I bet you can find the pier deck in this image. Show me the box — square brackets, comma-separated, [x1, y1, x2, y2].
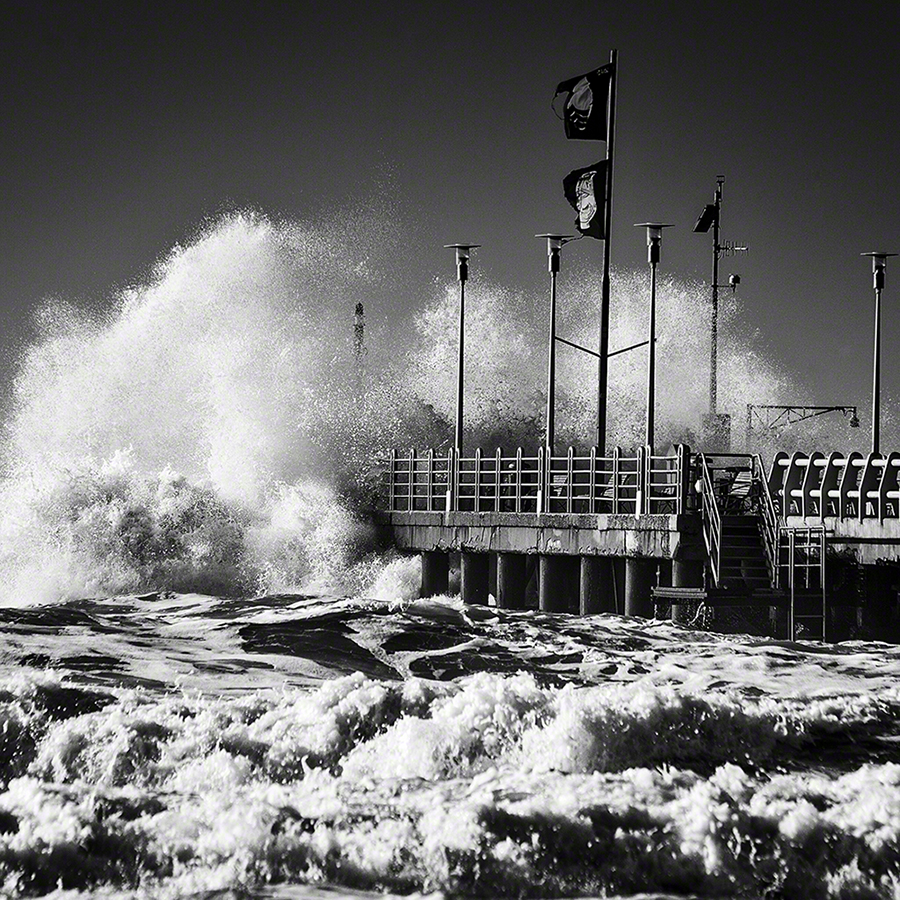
[380, 445, 900, 641]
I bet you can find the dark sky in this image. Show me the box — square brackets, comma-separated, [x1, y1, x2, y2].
[2, 1, 899, 422]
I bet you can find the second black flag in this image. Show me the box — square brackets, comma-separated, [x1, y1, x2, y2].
[563, 160, 607, 240]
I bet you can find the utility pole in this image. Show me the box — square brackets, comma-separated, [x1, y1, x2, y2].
[693, 176, 746, 450]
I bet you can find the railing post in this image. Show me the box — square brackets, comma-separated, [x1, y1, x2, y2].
[538, 446, 546, 513]
[516, 447, 523, 513]
[409, 448, 416, 511]
[447, 446, 456, 512]
[567, 446, 575, 513]
[612, 446, 620, 513]
[788, 528, 796, 639]
[589, 446, 597, 514]
[820, 529, 827, 641]
[474, 448, 482, 513]
[426, 448, 434, 512]
[677, 444, 689, 514]
[636, 446, 646, 515]
[495, 447, 503, 512]
[389, 448, 397, 511]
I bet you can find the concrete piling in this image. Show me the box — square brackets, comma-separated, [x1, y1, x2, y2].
[496, 553, 528, 609]
[420, 551, 449, 598]
[460, 552, 490, 605]
[580, 556, 616, 615]
[625, 558, 656, 618]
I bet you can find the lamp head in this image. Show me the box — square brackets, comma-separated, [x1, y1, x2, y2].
[444, 243, 481, 261]
[535, 233, 574, 273]
[535, 233, 574, 253]
[729, 273, 741, 292]
[635, 223, 673, 264]
[850, 412, 860, 428]
[444, 243, 481, 282]
[862, 251, 897, 270]
[862, 251, 897, 290]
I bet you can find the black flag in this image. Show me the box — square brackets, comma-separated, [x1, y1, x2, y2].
[563, 160, 607, 239]
[554, 64, 613, 140]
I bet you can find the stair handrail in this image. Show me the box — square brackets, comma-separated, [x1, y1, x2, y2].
[699, 453, 722, 585]
[753, 454, 781, 589]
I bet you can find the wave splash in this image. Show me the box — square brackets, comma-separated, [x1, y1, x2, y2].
[0, 209, 802, 604]
[1, 657, 899, 898]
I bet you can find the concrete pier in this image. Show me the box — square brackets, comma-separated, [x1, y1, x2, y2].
[625, 558, 657, 618]
[496, 553, 528, 609]
[420, 550, 449, 598]
[460, 552, 490, 605]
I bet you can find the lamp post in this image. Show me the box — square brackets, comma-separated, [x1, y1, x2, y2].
[536, 233, 573, 454]
[635, 223, 672, 452]
[444, 243, 480, 454]
[862, 251, 897, 454]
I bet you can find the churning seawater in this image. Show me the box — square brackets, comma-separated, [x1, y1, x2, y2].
[0, 210, 896, 898]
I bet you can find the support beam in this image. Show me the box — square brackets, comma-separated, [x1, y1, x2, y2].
[496, 553, 528, 609]
[460, 552, 490, 605]
[420, 551, 449, 598]
[625, 558, 656, 618]
[580, 556, 616, 615]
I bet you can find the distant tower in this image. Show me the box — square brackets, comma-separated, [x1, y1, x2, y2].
[353, 302, 365, 360]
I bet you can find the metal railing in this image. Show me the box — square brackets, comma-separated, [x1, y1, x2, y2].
[756, 454, 781, 589]
[781, 526, 827, 640]
[700, 454, 723, 585]
[387, 445, 690, 515]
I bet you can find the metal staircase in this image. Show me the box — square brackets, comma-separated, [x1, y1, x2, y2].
[699, 453, 827, 640]
[718, 514, 772, 590]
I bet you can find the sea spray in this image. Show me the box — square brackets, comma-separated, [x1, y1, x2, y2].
[0, 209, 833, 603]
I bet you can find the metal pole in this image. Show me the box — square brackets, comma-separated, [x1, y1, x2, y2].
[647, 257, 657, 451]
[536, 234, 571, 455]
[862, 252, 895, 454]
[455, 276, 465, 452]
[873, 282, 882, 454]
[597, 48, 617, 453]
[636, 223, 670, 451]
[547, 265, 557, 454]
[446, 244, 479, 453]
[710, 178, 723, 417]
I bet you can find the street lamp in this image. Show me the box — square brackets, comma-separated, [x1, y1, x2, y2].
[444, 244, 480, 454]
[862, 251, 897, 454]
[536, 233, 574, 454]
[635, 223, 672, 451]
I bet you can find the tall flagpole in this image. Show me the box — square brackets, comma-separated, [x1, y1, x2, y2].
[597, 48, 617, 453]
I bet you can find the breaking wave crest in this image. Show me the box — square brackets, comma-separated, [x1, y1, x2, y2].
[1, 664, 899, 897]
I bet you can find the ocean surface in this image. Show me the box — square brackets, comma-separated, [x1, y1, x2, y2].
[1, 591, 899, 899]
